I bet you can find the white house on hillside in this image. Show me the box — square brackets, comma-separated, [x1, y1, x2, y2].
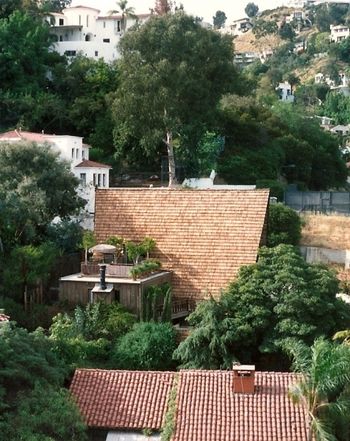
[276, 82, 295, 102]
[330, 24, 350, 42]
[0, 130, 111, 229]
[47, 5, 150, 62]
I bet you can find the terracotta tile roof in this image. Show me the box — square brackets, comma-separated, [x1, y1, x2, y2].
[174, 370, 308, 441]
[75, 159, 111, 169]
[94, 188, 269, 301]
[70, 369, 308, 440]
[0, 313, 10, 322]
[70, 369, 175, 430]
[0, 130, 49, 143]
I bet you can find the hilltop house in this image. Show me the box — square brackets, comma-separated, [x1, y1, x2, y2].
[70, 367, 309, 441]
[58, 188, 269, 317]
[330, 24, 350, 42]
[276, 81, 295, 102]
[93, 188, 269, 302]
[0, 130, 111, 229]
[47, 5, 150, 62]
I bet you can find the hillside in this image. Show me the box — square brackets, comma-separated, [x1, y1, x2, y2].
[301, 214, 350, 249]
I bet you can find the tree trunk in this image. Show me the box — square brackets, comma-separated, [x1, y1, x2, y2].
[166, 130, 178, 187]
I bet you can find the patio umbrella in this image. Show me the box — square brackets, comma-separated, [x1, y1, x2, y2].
[89, 244, 117, 254]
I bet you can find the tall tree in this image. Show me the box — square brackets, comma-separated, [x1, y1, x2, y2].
[109, 0, 137, 34]
[174, 245, 350, 369]
[286, 339, 350, 441]
[0, 142, 84, 251]
[113, 12, 238, 185]
[213, 10, 227, 29]
[153, 0, 173, 15]
[245, 2, 259, 18]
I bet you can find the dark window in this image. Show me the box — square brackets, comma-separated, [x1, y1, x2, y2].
[95, 51, 98, 56]
[59, 18, 64, 26]
[103, 38, 110, 43]
[65, 50, 77, 56]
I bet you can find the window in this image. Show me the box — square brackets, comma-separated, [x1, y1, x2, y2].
[103, 38, 110, 43]
[86, 15, 89, 27]
[117, 20, 121, 32]
[95, 51, 98, 57]
[80, 173, 86, 185]
[82, 149, 86, 159]
[59, 35, 63, 41]
[93, 174, 97, 186]
[97, 174, 101, 187]
[65, 50, 77, 56]
[50, 17, 55, 25]
[79, 15, 81, 25]
[76, 149, 79, 159]
[59, 18, 64, 26]
[103, 21, 106, 28]
[103, 174, 106, 187]
[71, 148, 74, 159]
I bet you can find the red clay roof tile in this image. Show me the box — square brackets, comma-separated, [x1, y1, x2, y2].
[70, 369, 175, 430]
[70, 369, 308, 441]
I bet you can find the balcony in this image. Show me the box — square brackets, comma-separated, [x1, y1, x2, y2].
[81, 262, 133, 278]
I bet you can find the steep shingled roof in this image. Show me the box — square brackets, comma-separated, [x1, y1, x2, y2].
[70, 369, 308, 441]
[94, 188, 269, 301]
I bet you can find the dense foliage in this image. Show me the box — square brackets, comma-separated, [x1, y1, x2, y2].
[286, 338, 350, 441]
[0, 323, 86, 440]
[0, 141, 83, 252]
[111, 322, 177, 370]
[174, 245, 350, 369]
[113, 11, 239, 182]
[267, 203, 302, 247]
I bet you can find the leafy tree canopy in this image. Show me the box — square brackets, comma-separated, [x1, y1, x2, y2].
[0, 142, 84, 251]
[286, 338, 350, 441]
[0, 11, 56, 94]
[245, 2, 259, 18]
[213, 10, 227, 29]
[0, 323, 86, 440]
[113, 12, 239, 183]
[111, 321, 177, 370]
[267, 203, 302, 247]
[174, 245, 350, 369]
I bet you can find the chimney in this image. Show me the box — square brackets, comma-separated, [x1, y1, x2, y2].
[99, 264, 107, 290]
[233, 364, 255, 394]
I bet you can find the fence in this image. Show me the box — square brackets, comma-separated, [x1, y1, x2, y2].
[284, 191, 350, 214]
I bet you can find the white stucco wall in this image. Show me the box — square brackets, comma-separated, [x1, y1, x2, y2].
[49, 6, 150, 62]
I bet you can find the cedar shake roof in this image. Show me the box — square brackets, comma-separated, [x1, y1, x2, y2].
[70, 369, 175, 430]
[75, 159, 111, 169]
[70, 369, 308, 441]
[94, 188, 269, 301]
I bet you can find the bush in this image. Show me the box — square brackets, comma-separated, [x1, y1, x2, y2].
[111, 322, 177, 370]
[267, 203, 302, 246]
[49, 302, 136, 367]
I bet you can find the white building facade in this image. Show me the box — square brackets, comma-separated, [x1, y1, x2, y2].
[330, 24, 350, 42]
[0, 130, 111, 229]
[48, 6, 150, 62]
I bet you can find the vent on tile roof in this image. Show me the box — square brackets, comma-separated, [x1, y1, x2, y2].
[233, 364, 255, 394]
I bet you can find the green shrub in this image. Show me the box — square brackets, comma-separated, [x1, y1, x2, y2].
[267, 203, 302, 247]
[130, 260, 161, 279]
[111, 322, 177, 370]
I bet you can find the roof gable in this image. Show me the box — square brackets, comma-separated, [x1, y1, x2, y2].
[94, 189, 269, 301]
